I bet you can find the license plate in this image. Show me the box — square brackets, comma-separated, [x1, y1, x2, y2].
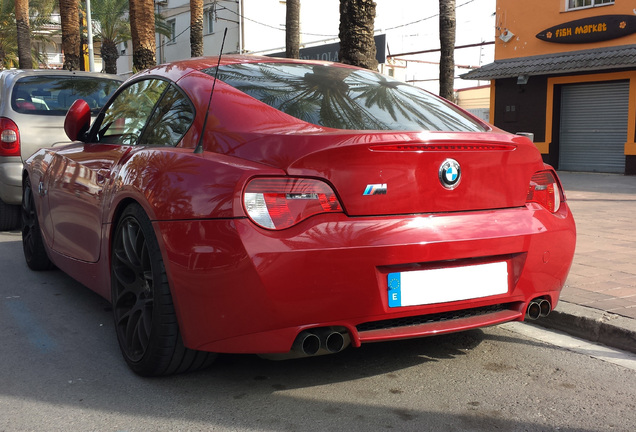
[387, 261, 509, 308]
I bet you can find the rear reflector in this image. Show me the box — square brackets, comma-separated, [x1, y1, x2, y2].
[244, 178, 343, 230]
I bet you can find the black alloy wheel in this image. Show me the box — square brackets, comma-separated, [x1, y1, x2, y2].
[21, 177, 54, 271]
[111, 203, 215, 376]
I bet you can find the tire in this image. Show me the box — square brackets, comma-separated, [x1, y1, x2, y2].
[110, 203, 216, 376]
[21, 178, 54, 271]
[0, 197, 20, 231]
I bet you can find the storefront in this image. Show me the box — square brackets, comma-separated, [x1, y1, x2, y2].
[462, 0, 636, 174]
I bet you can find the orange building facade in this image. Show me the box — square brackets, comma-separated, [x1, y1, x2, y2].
[463, 0, 636, 174]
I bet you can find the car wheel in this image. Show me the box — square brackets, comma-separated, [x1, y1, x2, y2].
[111, 203, 216, 376]
[21, 178, 54, 271]
[0, 197, 20, 231]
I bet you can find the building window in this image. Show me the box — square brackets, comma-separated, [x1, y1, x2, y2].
[567, 0, 613, 11]
[205, 7, 215, 35]
[167, 19, 176, 44]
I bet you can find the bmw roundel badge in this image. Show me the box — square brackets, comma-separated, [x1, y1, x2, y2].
[439, 159, 461, 189]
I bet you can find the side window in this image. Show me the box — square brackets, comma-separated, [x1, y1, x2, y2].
[567, 0, 613, 10]
[167, 19, 176, 44]
[138, 84, 195, 147]
[96, 79, 168, 145]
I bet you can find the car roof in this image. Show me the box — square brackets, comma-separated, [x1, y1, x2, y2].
[0, 69, 123, 87]
[130, 55, 361, 85]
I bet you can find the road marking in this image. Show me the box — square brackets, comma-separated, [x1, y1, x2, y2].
[501, 321, 636, 371]
[4, 299, 58, 354]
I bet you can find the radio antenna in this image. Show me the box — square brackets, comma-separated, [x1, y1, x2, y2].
[195, 27, 228, 154]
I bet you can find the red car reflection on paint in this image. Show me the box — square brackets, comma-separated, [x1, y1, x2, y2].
[21, 56, 575, 376]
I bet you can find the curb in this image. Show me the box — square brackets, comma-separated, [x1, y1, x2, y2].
[533, 301, 636, 355]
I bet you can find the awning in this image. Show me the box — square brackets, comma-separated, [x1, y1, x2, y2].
[461, 44, 636, 80]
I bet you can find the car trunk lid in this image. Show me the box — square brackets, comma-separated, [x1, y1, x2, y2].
[17, 114, 72, 160]
[283, 131, 544, 216]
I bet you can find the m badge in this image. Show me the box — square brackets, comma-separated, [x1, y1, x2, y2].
[363, 183, 387, 195]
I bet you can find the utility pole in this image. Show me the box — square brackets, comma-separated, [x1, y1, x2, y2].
[86, 0, 95, 71]
[239, 0, 245, 54]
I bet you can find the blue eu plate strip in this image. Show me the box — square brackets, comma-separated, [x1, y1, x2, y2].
[388, 273, 401, 307]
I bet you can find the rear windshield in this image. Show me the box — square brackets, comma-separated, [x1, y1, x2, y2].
[206, 63, 486, 132]
[12, 75, 121, 115]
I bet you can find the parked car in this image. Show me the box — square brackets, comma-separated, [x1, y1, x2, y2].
[0, 69, 122, 230]
[22, 56, 576, 376]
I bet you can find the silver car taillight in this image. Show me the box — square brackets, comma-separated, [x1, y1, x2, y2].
[0, 118, 20, 157]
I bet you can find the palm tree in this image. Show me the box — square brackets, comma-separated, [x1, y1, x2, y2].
[129, 0, 156, 71]
[91, 0, 130, 74]
[439, 0, 456, 101]
[89, 0, 170, 74]
[338, 0, 377, 71]
[60, 0, 81, 70]
[190, 0, 203, 57]
[15, 0, 32, 68]
[0, 0, 19, 68]
[285, 0, 300, 59]
[1, 0, 56, 69]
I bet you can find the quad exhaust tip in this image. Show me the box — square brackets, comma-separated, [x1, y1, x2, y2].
[526, 298, 551, 320]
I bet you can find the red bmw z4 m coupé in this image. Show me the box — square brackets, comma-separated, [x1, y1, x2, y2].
[22, 56, 576, 376]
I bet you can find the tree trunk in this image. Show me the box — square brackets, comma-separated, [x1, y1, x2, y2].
[101, 39, 119, 74]
[285, 0, 300, 59]
[16, 0, 33, 69]
[439, 0, 456, 101]
[59, 0, 81, 70]
[129, 0, 157, 71]
[338, 0, 377, 71]
[190, 0, 204, 58]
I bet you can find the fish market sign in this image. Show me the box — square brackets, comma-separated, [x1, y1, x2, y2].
[536, 15, 636, 43]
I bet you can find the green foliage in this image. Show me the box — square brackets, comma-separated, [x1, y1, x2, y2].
[88, 0, 171, 42]
[0, 0, 170, 71]
[91, 0, 131, 45]
[0, 0, 56, 69]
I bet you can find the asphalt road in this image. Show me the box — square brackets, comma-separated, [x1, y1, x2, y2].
[1, 229, 635, 432]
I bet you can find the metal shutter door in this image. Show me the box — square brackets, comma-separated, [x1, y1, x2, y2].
[559, 81, 629, 173]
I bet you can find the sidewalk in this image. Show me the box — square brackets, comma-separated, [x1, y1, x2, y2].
[534, 171, 636, 354]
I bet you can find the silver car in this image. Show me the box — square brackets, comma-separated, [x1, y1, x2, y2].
[0, 69, 122, 230]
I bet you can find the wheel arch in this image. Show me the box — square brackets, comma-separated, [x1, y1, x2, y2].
[105, 197, 186, 327]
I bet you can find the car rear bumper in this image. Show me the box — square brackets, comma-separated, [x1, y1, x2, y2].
[0, 157, 22, 204]
[156, 203, 576, 354]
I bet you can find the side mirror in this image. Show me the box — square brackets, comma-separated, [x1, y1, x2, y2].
[64, 99, 91, 141]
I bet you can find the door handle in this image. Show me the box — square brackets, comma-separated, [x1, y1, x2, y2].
[38, 181, 47, 196]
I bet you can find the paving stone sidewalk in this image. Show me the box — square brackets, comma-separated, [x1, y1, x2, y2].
[536, 172, 636, 354]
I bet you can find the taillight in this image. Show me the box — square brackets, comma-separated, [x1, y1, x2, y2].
[244, 178, 343, 230]
[526, 170, 563, 213]
[0, 118, 21, 157]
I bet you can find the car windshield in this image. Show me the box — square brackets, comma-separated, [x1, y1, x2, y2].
[11, 75, 121, 116]
[206, 63, 486, 132]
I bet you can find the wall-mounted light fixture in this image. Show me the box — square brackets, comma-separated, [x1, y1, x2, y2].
[517, 74, 529, 85]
